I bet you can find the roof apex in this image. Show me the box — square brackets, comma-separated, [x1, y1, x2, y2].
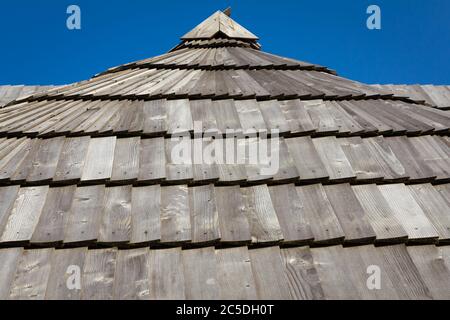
[181, 10, 259, 40]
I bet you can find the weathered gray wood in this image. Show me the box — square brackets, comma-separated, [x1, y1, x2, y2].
[9, 249, 53, 300]
[148, 248, 185, 300]
[0, 139, 32, 181]
[302, 100, 339, 134]
[81, 137, 116, 182]
[0, 186, 49, 244]
[212, 99, 242, 133]
[278, 99, 316, 134]
[0, 186, 20, 238]
[408, 184, 450, 242]
[352, 184, 408, 242]
[434, 184, 450, 208]
[138, 137, 166, 182]
[45, 248, 87, 300]
[386, 136, 435, 182]
[312, 137, 356, 182]
[26, 137, 65, 183]
[192, 137, 220, 183]
[406, 246, 450, 299]
[98, 186, 132, 244]
[130, 186, 161, 244]
[241, 185, 283, 244]
[216, 247, 257, 300]
[339, 137, 384, 182]
[142, 100, 167, 135]
[160, 185, 191, 244]
[111, 137, 140, 182]
[249, 247, 292, 299]
[189, 184, 220, 244]
[285, 137, 328, 182]
[82, 248, 117, 300]
[182, 247, 219, 300]
[258, 100, 290, 134]
[377, 245, 433, 299]
[281, 247, 324, 300]
[378, 184, 439, 242]
[214, 186, 251, 244]
[363, 136, 407, 181]
[268, 184, 314, 244]
[409, 136, 450, 181]
[53, 137, 90, 183]
[0, 248, 23, 300]
[189, 99, 219, 133]
[323, 184, 376, 244]
[31, 185, 76, 245]
[296, 185, 344, 244]
[166, 99, 193, 135]
[235, 99, 267, 135]
[10, 139, 41, 182]
[114, 248, 150, 300]
[165, 136, 193, 183]
[272, 138, 299, 183]
[64, 185, 105, 245]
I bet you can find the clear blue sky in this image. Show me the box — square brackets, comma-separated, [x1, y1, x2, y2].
[0, 0, 449, 85]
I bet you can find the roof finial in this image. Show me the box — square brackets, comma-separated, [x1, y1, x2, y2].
[223, 7, 232, 17]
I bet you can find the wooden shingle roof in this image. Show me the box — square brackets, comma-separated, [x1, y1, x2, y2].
[0, 10, 449, 300]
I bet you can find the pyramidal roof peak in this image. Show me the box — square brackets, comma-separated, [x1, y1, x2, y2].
[181, 9, 259, 40]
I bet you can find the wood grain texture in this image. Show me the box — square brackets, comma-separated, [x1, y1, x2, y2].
[406, 246, 450, 299]
[165, 136, 193, 183]
[281, 247, 324, 300]
[138, 137, 166, 182]
[182, 247, 219, 300]
[214, 186, 251, 244]
[278, 99, 316, 134]
[45, 248, 87, 300]
[339, 137, 384, 182]
[312, 136, 356, 182]
[53, 137, 90, 183]
[160, 185, 191, 244]
[111, 137, 140, 182]
[323, 184, 376, 244]
[9, 248, 53, 300]
[31, 185, 76, 245]
[352, 184, 408, 242]
[166, 99, 193, 135]
[216, 247, 257, 300]
[27, 137, 65, 183]
[142, 100, 167, 135]
[81, 248, 117, 300]
[64, 185, 105, 245]
[408, 184, 450, 242]
[130, 186, 161, 244]
[296, 185, 344, 244]
[0, 248, 23, 300]
[81, 137, 116, 182]
[241, 185, 283, 244]
[285, 137, 328, 182]
[0, 186, 49, 244]
[268, 184, 314, 244]
[189, 184, 220, 244]
[148, 248, 185, 299]
[379, 184, 439, 242]
[98, 185, 132, 244]
[0, 185, 20, 238]
[113, 248, 150, 300]
[249, 247, 292, 299]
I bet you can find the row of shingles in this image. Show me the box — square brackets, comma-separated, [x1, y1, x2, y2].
[0, 182, 448, 248]
[0, 86, 57, 108]
[23, 68, 396, 102]
[1, 98, 449, 139]
[173, 38, 262, 50]
[373, 84, 450, 110]
[1, 243, 450, 300]
[0, 134, 448, 187]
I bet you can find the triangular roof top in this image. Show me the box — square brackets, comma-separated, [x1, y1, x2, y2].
[181, 10, 259, 40]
